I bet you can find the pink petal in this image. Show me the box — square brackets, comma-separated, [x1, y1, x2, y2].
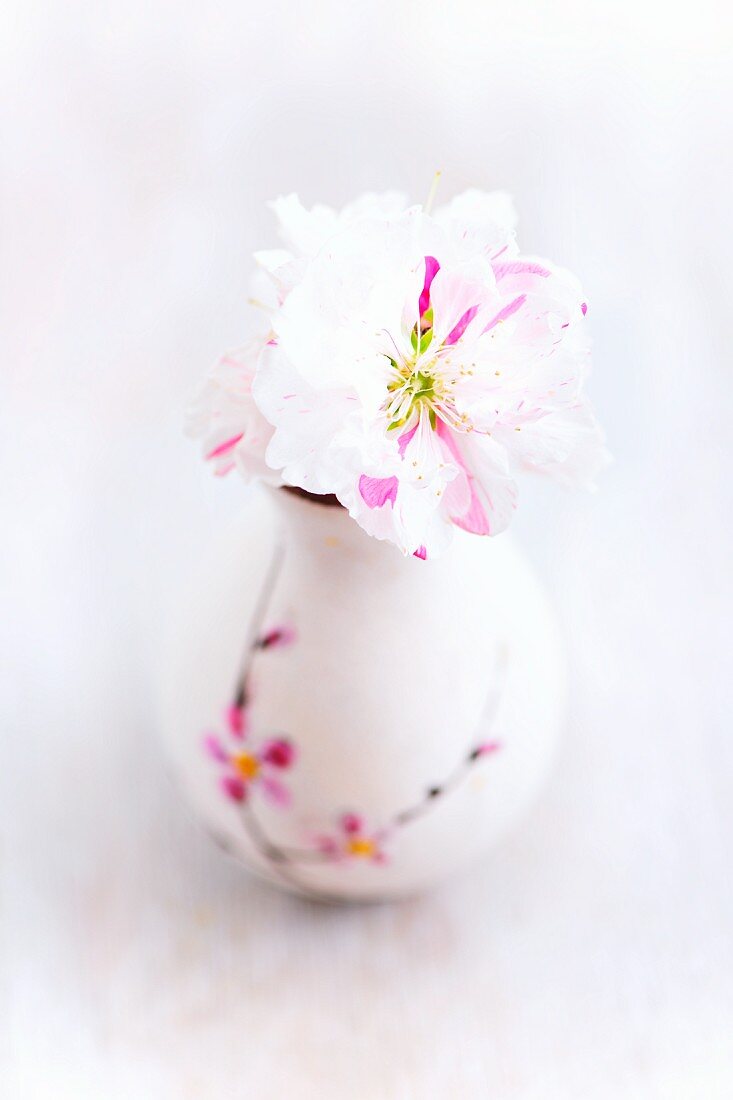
[475, 740, 501, 757]
[436, 421, 491, 535]
[341, 812, 363, 835]
[419, 255, 440, 315]
[359, 474, 398, 509]
[453, 496, 490, 536]
[260, 775, 291, 808]
[398, 423, 418, 457]
[316, 835, 339, 857]
[493, 260, 550, 280]
[258, 625, 297, 649]
[429, 268, 489, 347]
[261, 738, 296, 769]
[225, 703, 248, 739]
[482, 294, 527, 333]
[205, 433, 244, 460]
[220, 775, 247, 802]
[203, 733, 229, 763]
[444, 304, 479, 346]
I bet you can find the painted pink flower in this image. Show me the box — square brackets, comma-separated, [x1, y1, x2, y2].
[256, 624, 297, 650]
[204, 710, 296, 806]
[316, 812, 388, 864]
[471, 740, 501, 760]
[223, 701, 249, 739]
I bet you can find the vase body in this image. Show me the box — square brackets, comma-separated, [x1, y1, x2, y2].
[160, 487, 565, 901]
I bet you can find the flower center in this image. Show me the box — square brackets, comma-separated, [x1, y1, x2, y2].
[384, 345, 474, 435]
[385, 358, 442, 431]
[346, 836, 377, 858]
[232, 752, 260, 781]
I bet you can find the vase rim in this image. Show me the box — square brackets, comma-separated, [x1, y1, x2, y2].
[282, 486, 342, 509]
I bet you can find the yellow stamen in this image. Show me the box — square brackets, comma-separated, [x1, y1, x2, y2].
[346, 837, 377, 858]
[424, 170, 442, 215]
[232, 752, 260, 780]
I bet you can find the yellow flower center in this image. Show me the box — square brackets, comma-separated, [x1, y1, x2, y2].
[346, 836, 377, 858]
[232, 752, 260, 781]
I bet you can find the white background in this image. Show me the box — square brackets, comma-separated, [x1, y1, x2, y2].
[2, 2, 732, 1097]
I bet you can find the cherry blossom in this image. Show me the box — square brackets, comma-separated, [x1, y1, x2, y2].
[191, 188, 608, 556]
[254, 201, 607, 555]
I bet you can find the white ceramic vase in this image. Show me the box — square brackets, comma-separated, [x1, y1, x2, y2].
[160, 486, 565, 901]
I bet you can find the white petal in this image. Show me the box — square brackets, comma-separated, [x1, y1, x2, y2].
[253, 345, 364, 494]
[269, 194, 341, 257]
[433, 189, 518, 259]
[493, 401, 611, 489]
[186, 343, 277, 483]
[269, 191, 409, 259]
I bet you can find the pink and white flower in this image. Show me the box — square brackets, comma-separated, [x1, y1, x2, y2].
[254, 200, 608, 556]
[255, 190, 408, 286]
[187, 340, 277, 481]
[253, 192, 408, 311]
[192, 187, 608, 556]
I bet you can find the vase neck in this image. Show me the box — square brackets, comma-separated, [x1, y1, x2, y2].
[265, 485, 431, 580]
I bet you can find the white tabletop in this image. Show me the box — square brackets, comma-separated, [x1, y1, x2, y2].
[2, 4, 732, 1097]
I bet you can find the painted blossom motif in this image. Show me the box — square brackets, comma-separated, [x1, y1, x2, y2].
[315, 813, 388, 864]
[204, 709, 502, 885]
[204, 707, 296, 806]
[193, 495, 510, 897]
[200, 597, 505, 894]
[203, 623, 298, 804]
[255, 624, 297, 650]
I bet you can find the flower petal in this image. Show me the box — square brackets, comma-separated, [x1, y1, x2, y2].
[260, 775, 291, 807]
[261, 738, 297, 769]
[444, 304, 480, 346]
[433, 189, 518, 259]
[225, 703, 248, 739]
[203, 734, 229, 763]
[493, 260, 551, 280]
[419, 255, 440, 315]
[220, 775, 247, 802]
[258, 625, 297, 650]
[482, 294, 527, 334]
[341, 812, 363, 835]
[429, 267, 489, 347]
[474, 740, 501, 757]
[436, 422, 517, 536]
[187, 343, 277, 483]
[358, 474, 398, 509]
[492, 401, 611, 489]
